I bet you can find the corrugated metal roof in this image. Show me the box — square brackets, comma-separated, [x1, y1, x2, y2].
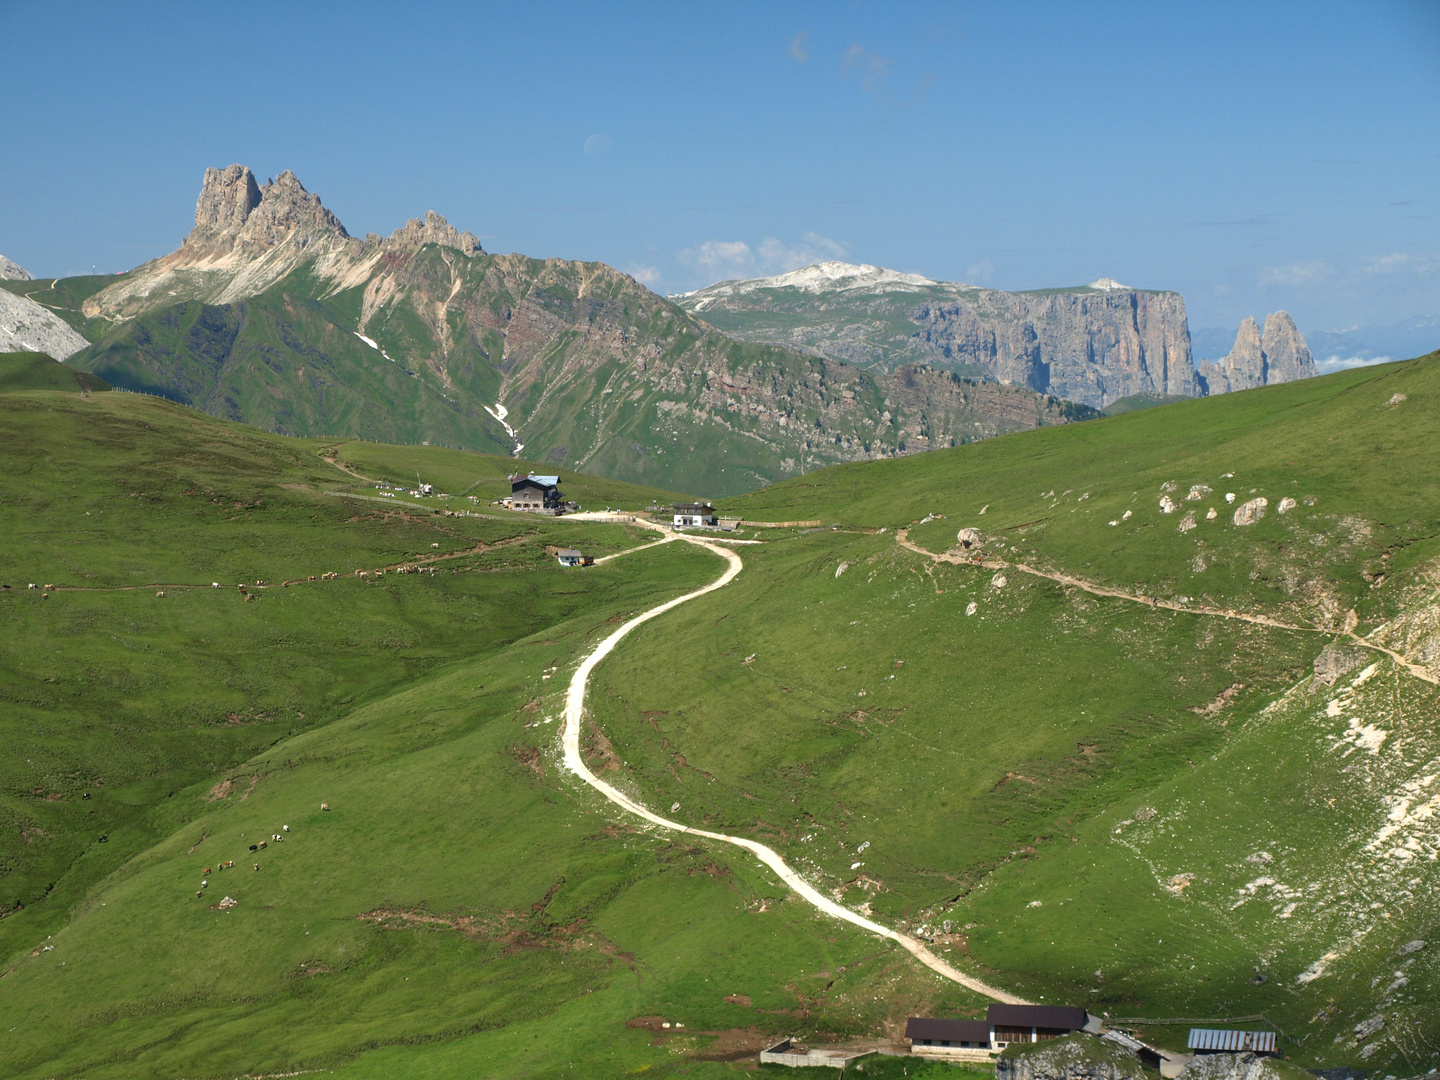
[527, 475, 560, 486]
[988, 1005, 1088, 1030]
[906, 1018, 992, 1042]
[1188, 1030, 1277, 1053]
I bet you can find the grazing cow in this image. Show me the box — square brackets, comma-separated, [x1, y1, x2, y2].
[249, 844, 258, 852]
[321, 803, 330, 811]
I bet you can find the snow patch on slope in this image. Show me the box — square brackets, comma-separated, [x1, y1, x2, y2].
[676, 261, 947, 306]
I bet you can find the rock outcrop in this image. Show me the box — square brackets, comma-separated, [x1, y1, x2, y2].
[0, 289, 90, 360]
[1177, 1053, 1308, 1080]
[0, 254, 32, 281]
[1198, 311, 1314, 394]
[996, 1034, 1149, 1080]
[377, 209, 483, 258]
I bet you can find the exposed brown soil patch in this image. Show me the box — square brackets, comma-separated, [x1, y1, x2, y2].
[583, 719, 621, 773]
[204, 778, 234, 802]
[1191, 682, 1244, 716]
[511, 744, 546, 777]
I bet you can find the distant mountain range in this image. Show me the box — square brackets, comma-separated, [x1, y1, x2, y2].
[675, 263, 1197, 410]
[0, 167, 1096, 496]
[9, 169, 1430, 491]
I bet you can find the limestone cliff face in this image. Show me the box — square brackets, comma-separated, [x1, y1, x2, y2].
[677, 266, 1195, 410]
[909, 287, 1196, 408]
[1198, 311, 1314, 395]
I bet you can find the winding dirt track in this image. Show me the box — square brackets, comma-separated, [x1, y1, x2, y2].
[561, 531, 1027, 1004]
[895, 530, 1438, 687]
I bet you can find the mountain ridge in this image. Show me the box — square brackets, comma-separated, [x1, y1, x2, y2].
[677, 260, 1195, 409]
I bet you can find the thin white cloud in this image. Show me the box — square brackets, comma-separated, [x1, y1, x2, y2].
[626, 264, 661, 286]
[840, 44, 893, 95]
[757, 231, 849, 271]
[789, 31, 809, 63]
[1258, 260, 1332, 286]
[1316, 353, 1394, 374]
[583, 133, 612, 156]
[677, 232, 851, 284]
[965, 258, 995, 284]
[1364, 252, 1440, 276]
[678, 240, 756, 279]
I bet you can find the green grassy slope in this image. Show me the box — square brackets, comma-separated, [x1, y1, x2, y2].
[0, 391, 682, 957]
[576, 357, 1440, 1073]
[4, 357, 1438, 1076]
[723, 355, 1440, 628]
[0, 392, 985, 1078]
[0, 351, 111, 393]
[0, 274, 127, 340]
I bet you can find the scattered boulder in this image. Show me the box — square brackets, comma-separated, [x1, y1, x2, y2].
[1233, 497, 1267, 526]
[1398, 939, 1426, 955]
[1354, 1015, 1385, 1041]
[957, 527, 984, 549]
[1179, 1053, 1311, 1080]
[1160, 495, 1178, 514]
[1313, 642, 1367, 686]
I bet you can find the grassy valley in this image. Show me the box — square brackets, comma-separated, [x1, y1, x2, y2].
[1, 355, 1437, 1077]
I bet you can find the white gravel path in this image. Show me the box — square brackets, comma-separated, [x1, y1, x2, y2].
[561, 531, 1027, 1003]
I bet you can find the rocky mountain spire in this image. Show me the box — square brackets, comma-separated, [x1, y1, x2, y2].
[1198, 312, 1315, 395]
[193, 164, 261, 232]
[183, 165, 348, 255]
[1260, 310, 1316, 384]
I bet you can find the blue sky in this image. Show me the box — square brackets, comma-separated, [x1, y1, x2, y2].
[1, 1, 1437, 340]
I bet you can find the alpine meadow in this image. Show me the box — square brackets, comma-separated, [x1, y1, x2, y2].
[3, 6, 1439, 1079]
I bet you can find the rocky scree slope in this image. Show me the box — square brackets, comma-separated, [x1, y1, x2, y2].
[676, 264, 1196, 410]
[0, 253, 90, 360]
[60, 166, 1092, 495]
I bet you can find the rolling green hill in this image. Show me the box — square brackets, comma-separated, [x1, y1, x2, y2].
[0, 350, 110, 393]
[2, 355, 1437, 1078]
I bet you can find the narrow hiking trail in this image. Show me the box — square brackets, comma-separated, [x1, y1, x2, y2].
[895, 529, 1440, 687]
[560, 532, 1028, 1004]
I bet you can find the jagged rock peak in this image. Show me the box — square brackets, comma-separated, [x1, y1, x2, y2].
[194, 164, 261, 232]
[247, 170, 349, 241]
[186, 164, 348, 249]
[384, 209, 483, 257]
[1260, 309, 1315, 383]
[0, 254, 32, 281]
[1200, 312, 1315, 396]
